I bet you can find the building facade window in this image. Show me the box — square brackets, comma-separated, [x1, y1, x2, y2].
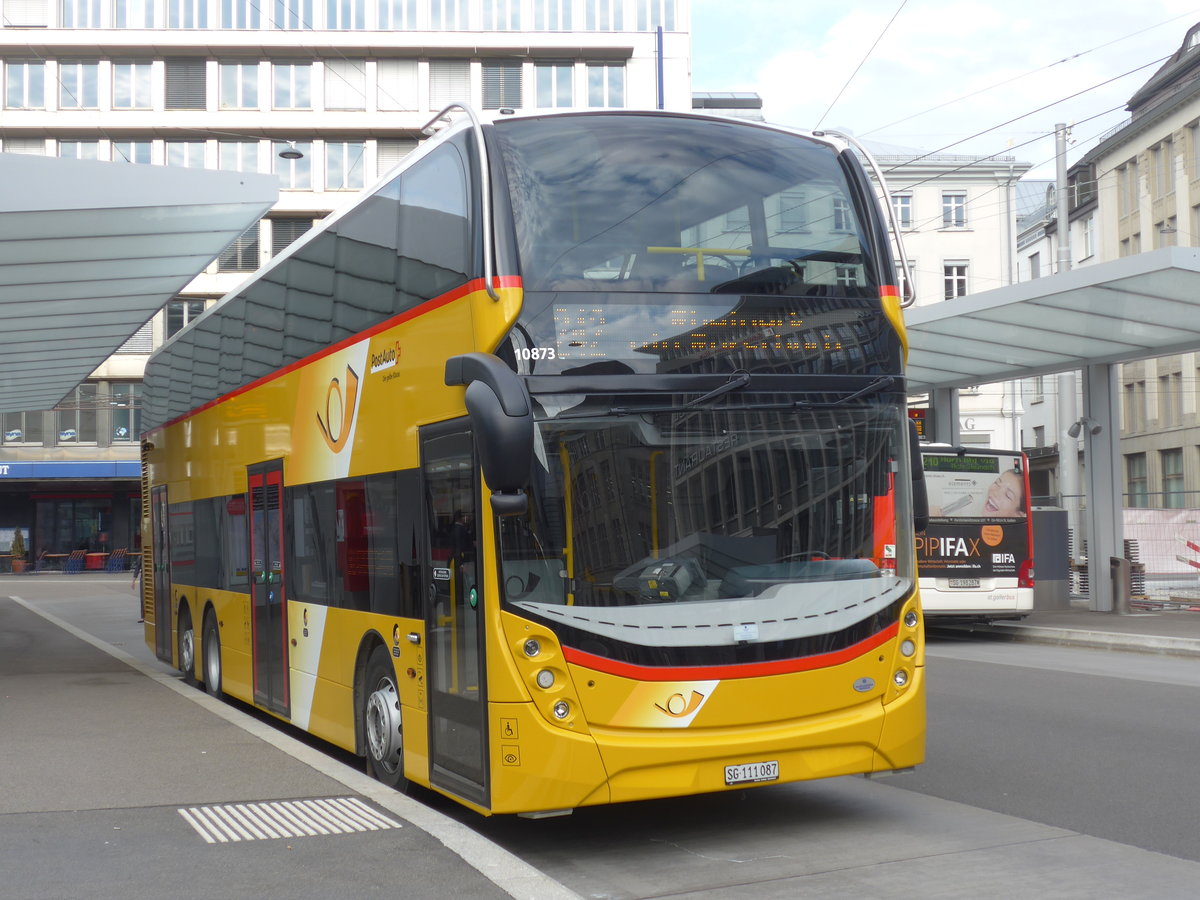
[778, 191, 807, 232]
[1158, 371, 1182, 427]
[1125, 453, 1148, 507]
[482, 60, 522, 109]
[165, 58, 206, 109]
[943, 262, 968, 299]
[58, 62, 99, 108]
[325, 140, 365, 190]
[219, 140, 259, 172]
[377, 0, 416, 29]
[1080, 214, 1095, 259]
[482, 0, 520, 29]
[111, 140, 152, 163]
[166, 140, 206, 167]
[166, 298, 206, 337]
[56, 383, 99, 444]
[586, 62, 624, 107]
[324, 60, 367, 110]
[273, 63, 311, 109]
[377, 59, 418, 110]
[941, 191, 967, 228]
[535, 62, 573, 107]
[110, 382, 141, 442]
[533, 0, 570, 29]
[114, 0, 155, 27]
[429, 0, 467, 29]
[273, 140, 312, 188]
[218, 222, 261, 271]
[5, 61, 45, 109]
[636, 0, 675, 30]
[62, 0, 101, 27]
[167, 0, 208, 26]
[832, 197, 853, 232]
[377, 138, 417, 174]
[112, 62, 152, 108]
[325, 0, 365, 29]
[585, 0, 622, 29]
[220, 0, 261, 28]
[891, 193, 912, 229]
[220, 62, 259, 108]
[2, 411, 43, 445]
[274, 0, 313, 28]
[1161, 448, 1185, 508]
[429, 59, 470, 109]
[1123, 379, 1146, 433]
[59, 140, 101, 159]
[270, 216, 315, 255]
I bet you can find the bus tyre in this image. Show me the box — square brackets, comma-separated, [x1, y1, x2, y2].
[363, 646, 408, 791]
[177, 606, 196, 686]
[202, 610, 223, 699]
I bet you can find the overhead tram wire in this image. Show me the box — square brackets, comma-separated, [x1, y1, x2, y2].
[814, 0, 910, 131]
[880, 56, 1168, 175]
[862, 7, 1200, 139]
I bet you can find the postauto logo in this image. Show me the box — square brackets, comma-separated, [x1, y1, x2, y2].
[315, 365, 360, 453]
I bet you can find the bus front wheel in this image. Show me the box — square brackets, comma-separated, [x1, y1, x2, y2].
[362, 646, 408, 791]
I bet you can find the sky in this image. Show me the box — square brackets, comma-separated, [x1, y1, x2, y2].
[690, 0, 1200, 178]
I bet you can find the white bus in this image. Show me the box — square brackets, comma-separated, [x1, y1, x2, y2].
[917, 446, 1034, 620]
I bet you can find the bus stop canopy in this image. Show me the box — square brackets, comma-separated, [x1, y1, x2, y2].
[0, 152, 277, 415]
[904, 247, 1200, 394]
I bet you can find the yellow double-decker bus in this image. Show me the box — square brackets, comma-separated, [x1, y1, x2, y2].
[140, 107, 927, 816]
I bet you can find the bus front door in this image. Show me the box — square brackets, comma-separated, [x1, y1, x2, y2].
[248, 461, 289, 716]
[420, 423, 488, 808]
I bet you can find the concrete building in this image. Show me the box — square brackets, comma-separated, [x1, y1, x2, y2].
[0, 1, 693, 565]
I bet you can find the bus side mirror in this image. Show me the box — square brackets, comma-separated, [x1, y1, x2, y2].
[910, 419, 928, 533]
[446, 353, 533, 517]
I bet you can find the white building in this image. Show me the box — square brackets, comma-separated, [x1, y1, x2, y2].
[0, 0, 693, 558]
[872, 148, 1033, 450]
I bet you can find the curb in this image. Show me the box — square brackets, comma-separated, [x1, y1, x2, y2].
[960, 622, 1200, 658]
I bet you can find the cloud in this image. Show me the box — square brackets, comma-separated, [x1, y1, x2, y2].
[692, 0, 1200, 174]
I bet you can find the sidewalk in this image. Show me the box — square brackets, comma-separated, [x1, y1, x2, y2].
[940, 601, 1200, 658]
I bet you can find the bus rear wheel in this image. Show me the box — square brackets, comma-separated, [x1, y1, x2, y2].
[202, 610, 223, 699]
[177, 606, 196, 686]
[363, 646, 408, 791]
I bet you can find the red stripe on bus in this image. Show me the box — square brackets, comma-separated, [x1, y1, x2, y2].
[153, 275, 522, 432]
[561, 621, 900, 681]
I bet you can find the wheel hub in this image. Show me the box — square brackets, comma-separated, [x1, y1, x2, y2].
[365, 679, 401, 771]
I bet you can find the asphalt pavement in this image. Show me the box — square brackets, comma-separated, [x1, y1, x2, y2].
[5, 572, 1200, 900]
[0, 573, 577, 900]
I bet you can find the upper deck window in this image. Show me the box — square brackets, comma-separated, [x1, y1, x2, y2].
[493, 114, 878, 298]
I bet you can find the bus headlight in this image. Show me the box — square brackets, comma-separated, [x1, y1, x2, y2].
[523, 638, 541, 658]
[536, 669, 555, 689]
[893, 669, 909, 687]
[904, 610, 918, 628]
[553, 700, 570, 719]
[900, 639, 916, 657]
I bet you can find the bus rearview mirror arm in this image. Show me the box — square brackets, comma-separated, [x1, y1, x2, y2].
[446, 353, 534, 516]
[910, 418, 929, 533]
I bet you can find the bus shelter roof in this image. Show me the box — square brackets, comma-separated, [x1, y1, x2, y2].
[904, 247, 1200, 394]
[0, 152, 277, 415]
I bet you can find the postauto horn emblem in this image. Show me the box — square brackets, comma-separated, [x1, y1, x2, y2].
[316, 365, 360, 452]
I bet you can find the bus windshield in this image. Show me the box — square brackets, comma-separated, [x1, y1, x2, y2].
[493, 113, 881, 298]
[497, 396, 913, 664]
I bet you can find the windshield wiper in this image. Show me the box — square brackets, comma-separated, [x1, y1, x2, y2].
[793, 375, 895, 410]
[681, 370, 751, 409]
